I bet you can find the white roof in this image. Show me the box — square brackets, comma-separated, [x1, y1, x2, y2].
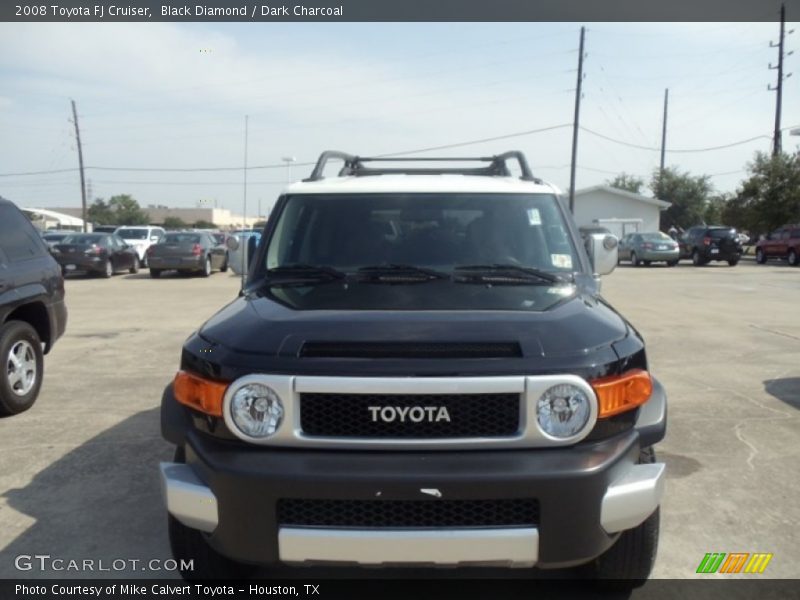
[22, 207, 85, 226]
[574, 185, 671, 209]
[283, 174, 562, 196]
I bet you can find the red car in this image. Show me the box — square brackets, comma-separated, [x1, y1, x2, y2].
[755, 225, 800, 266]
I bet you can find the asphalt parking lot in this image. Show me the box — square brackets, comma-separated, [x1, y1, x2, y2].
[0, 259, 798, 585]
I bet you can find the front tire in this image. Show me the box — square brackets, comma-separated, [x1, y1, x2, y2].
[756, 248, 766, 264]
[0, 321, 44, 416]
[691, 249, 704, 266]
[149, 269, 162, 279]
[586, 447, 659, 589]
[788, 249, 798, 266]
[103, 259, 113, 278]
[728, 258, 739, 267]
[666, 260, 678, 267]
[631, 252, 640, 267]
[129, 258, 140, 274]
[220, 252, 229, 273]
[202, 256, 212, 277]
[167, 448, 257, 580]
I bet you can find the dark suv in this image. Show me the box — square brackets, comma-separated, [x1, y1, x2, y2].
[159, 152, 666, 586]
[0, 199, 68, 415]
[679, 226, 742, 266]
[755, 225, 800, 266]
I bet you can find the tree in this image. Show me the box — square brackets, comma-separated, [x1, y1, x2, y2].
[703, 194, 730, 226]
[193, 220, 217, 229]
[733, 151, 800, 236]
[650, 167, 713, 230]
[108, 194, 149, 225]
[87, 199, 115, 225]
[163, 216, 187, 229]
[607, 173, 645, 194]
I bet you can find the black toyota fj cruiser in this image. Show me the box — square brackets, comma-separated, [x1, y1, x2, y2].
[159, 151, 667, 586]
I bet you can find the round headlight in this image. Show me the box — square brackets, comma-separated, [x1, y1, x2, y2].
[229, 383, 284, 438]
[537, 383, 591, 438]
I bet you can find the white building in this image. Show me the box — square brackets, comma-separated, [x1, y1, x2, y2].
[572, 185, 671, 239]
[22, 207, 87, 231]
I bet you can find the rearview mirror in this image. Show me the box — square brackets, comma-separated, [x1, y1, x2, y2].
[587, 233, 618, 276]
[226, 236, 240, 251]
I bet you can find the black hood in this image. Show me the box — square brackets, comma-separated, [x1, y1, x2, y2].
[189, 281, 639, 380]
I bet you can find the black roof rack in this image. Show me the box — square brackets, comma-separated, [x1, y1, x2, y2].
[303, 150, 541, 183]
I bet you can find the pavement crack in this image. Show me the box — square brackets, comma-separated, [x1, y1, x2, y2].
[734, 422, 759, 470]
[748, 324, 800, 342]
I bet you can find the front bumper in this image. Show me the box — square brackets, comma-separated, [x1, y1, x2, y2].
[160, 377, 666, 569]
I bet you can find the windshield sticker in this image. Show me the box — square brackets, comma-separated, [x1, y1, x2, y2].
[551, 254, 572, 269]
[526, 208, 542, 226]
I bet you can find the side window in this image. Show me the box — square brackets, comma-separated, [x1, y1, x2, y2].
[791, 229, 800, 240]
[781, 230, 791, 241]
[0, 205, 47, 262]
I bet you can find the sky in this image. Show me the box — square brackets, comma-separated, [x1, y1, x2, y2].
[1, 19, 799, 220]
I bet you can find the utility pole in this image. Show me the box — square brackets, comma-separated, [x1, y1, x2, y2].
[568, 26, 585, 214]
[659, 88, 669, 177]
[769, 3, 794, 156]
[70, 99, 88, 232]
[241, 115, 249, 288]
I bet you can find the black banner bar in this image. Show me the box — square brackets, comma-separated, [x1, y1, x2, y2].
[3, 579, 800, 600]
[1, 0, 797, 23]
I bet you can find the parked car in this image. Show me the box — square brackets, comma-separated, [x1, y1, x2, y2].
[159, 150, 665, 586]
[52, 233, 139, 277]
[755, 224, 800, 266]
[41, 231, 70, 249]
[618, 232, 679, 267]
[0, 198, 68, 415]
[146, 232, 228, 278]
[115, 226, 166, 267]
[678, 226, 742, 266]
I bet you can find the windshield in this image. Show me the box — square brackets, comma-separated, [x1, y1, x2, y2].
[116, 229, 149, 240]
[265, 193, 579, 275]
[163, 233, 201, 244]
[640, 232, 672, 241]
[62, 234, 104, 245]
[709, 228, 736, 239]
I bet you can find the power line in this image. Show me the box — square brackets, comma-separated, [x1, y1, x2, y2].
[4, 123, 799, 179]
[580, 126, 773, 153]
[376, 124, 573, 157]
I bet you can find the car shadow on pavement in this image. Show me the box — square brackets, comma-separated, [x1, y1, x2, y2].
[763, 377, 800, 410]
[1, 407, 176, 578]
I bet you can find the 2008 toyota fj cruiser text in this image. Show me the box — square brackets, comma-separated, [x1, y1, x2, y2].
[159, 151, 667, 587]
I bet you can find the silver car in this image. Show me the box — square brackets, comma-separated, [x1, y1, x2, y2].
[618, 232, 679, 267]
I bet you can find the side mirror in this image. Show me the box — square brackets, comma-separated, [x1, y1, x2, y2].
[150, 236, 159, 242]
[587, 233, 618, 276]
[226, 236, 240, 251]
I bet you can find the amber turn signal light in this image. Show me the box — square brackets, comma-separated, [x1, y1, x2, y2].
[591, 369, 653, 418]
[173, 370, 228, 417]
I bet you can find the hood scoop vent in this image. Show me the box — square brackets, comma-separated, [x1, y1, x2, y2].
[299, 341, 522, 359]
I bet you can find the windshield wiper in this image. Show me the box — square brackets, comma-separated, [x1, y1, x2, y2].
[453, 264, 567, 285]
[356, 264, 449, 283]
[265, 264, 346, 284]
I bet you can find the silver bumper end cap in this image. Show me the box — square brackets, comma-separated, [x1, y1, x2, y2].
[279, 527, 539, 568]
[600, 462, 665, 533]
[159, 461, 218, 533]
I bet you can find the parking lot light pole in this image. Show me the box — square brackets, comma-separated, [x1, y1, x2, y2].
[282, 156, 296, 183]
